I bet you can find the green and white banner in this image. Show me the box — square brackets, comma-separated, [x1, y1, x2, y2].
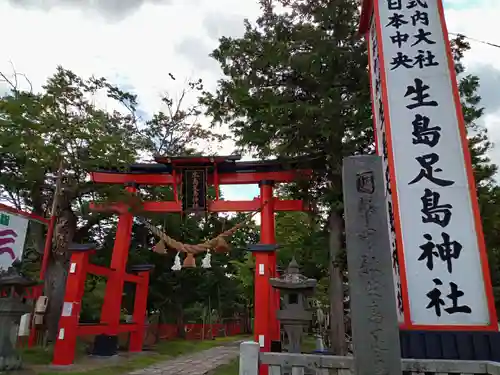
[0, 208, 29, 271]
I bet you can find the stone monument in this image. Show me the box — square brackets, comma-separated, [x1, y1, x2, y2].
[270, 258, 316, 353]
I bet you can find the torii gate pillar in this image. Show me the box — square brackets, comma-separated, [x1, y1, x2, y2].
[248, 180, 283, 375]
[259, 181, 280, 343]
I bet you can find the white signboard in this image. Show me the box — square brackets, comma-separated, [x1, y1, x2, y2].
[0, 208, 29, 270]
[366, 0, 494, 326]
[368, 12, 405, 324]
[62, 302, 73, 317]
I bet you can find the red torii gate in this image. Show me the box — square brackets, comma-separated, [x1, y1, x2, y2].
[55, 155, 313, 370]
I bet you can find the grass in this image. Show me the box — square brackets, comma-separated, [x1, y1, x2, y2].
[210, 359, 239, 375]
[18, 335, 249, 375]
[20, 347, 54, 366]
[20, 340, 88, 366]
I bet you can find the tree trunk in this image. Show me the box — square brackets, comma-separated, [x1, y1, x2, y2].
[30, 217, 46, 255]
[328, 210, 347, 355]
[155, 313, 162, 345]
[176, 303, 185, 339]
[45, 254, 70, 343]
[245, 304, 252, 334]
[44, 205, 77, 343]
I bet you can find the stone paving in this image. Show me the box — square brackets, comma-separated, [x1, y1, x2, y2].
[128, 341, 241, 375]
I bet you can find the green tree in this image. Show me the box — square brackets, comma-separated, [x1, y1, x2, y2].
[0, 67, 227, 341]
[202, 1, 500, 350]
[275, 210, 328, 281]
[201, 0, 371, 354]
[229, 252, 255, 328]
[143, 77, 227, 155]
[451, 35, 500, 311]
[0, 66, 144, 340]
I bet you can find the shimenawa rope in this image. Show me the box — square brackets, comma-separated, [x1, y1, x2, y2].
[137, 201, 267, 255]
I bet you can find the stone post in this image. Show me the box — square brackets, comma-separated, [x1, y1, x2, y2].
[342, 155, 402, 375]
[239, 341, 260, 375]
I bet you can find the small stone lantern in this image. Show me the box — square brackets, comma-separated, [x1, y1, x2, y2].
[270, 258, 316, 353]
[0, 265, 37, 371]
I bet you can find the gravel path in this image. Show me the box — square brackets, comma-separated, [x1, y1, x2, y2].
[128, 341, 241, 375]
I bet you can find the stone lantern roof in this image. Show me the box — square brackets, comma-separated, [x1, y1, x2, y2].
[270, 258, 317, 290]
[0, 267, 37, 288]
[0, 265, 38, 300]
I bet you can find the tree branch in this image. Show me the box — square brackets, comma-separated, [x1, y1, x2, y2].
[74, 212, 112, 242]
[0, 62, 33, 94]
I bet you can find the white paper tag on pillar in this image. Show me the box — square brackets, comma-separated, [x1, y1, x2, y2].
[58, 328, 65, 340]
[62, 302, 73, 317]
[258, 334, 265, 347]
[258, 264, 264, 275]
[69, 263, 76, 274]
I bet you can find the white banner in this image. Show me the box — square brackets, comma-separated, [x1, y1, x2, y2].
[367, 0, 492, 326]
[0, 208, 29, 270]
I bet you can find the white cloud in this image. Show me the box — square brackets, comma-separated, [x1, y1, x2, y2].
[0, 0, 261, 199]
[445, 2, 500, 70]
[0, 0, 259, 112]
[1, 0, 500, 201]
[4, 0, 174, 21]
[444, 0, 500, 172]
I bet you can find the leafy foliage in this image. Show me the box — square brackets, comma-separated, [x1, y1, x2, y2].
[451, 35, 500, 310]
[201, 0, 373, 207]
[202, 0, 500, 333]
[0, 66, 256, 338]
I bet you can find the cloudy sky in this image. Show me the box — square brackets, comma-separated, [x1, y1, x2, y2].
[1, 0, 499, 202]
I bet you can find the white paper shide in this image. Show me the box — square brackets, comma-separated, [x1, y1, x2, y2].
[376, 0, 489, 325]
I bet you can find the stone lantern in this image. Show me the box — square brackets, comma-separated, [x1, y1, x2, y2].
[0, 265, 37, 371]
[270, 258, 316, 353]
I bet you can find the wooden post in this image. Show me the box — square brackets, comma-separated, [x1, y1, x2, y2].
[342, 155, 402, 375]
